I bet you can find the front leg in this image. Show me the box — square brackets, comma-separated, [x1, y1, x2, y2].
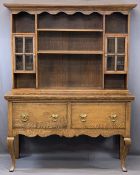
[7, 137, 16, 172]
[120, 137, 131, 172]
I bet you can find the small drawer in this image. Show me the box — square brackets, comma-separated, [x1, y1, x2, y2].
[71, 103, 126, 129]
[13, 103, 67, 129]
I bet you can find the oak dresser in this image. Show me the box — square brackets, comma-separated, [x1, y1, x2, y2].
[4, 3, 136, 172]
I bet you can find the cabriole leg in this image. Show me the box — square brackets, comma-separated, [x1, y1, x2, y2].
[120, 136, 131, 172]
[7, 137, 16, 172]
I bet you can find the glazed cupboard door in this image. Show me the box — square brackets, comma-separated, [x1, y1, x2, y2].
[105, 36, 127, 73]
[14, 35, 35, 73]
[104, 12, 129, 90]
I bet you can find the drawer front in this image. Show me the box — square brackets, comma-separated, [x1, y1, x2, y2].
[13, 103, 67, 129]
[71, 103, 126, 129]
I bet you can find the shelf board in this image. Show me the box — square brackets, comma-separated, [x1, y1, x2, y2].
[15, 53, 34, 55]
[105, 53, 125, 56]
[13, 33, 35, 35]
[105, 33, 128, 37]
[38, 50, 103, 55]
[104, 72, 127, 74]
[37, 29, 103, 32]
[14, 71, 36, 74]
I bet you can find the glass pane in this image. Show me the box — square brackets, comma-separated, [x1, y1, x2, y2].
[117, 38, 125, 53]
[25, 37, 33, 53]
[117, 56, 125, 71]
[15, 55, 23, 70]
[107, 38, 115, 53]
[107, 55, 115, 71]
[25, 55, 33, 70]
[15, 37, 23, 53]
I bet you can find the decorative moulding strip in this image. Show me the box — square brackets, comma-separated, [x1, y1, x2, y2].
[36, 11, 105, 15]
[10, 10, 129, 15]
[105, 11, 128, 15]
[13, 128, 126, 138]
[10, 10, 106, 15]
[4, 94, 135, 102]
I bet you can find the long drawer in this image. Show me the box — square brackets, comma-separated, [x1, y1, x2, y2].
[71, 103, 126, 129]
[13, 103, 67, 129]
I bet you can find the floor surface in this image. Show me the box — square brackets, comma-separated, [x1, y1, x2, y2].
[0, 154, 139, 175]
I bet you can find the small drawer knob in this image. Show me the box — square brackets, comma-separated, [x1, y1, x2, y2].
[51, 114, 59, 122]
[80, 113, 87, 122]
[20, 113, 29, 122]
[109, 113, 117, 123]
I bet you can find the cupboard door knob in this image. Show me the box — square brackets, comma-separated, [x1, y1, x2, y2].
[80, 114, 87, 122]
[51, 114, 59, 122]
[109, 113, 117, 123]
[20, 113, 29, 122]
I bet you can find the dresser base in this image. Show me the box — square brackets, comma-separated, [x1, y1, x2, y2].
[5, 90, 134, 172]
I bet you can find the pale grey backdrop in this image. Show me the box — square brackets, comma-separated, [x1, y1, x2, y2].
[0, 0, 139, 156]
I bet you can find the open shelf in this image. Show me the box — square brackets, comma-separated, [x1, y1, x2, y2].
[38, 31, 103, 51]
[38, 54, 103, 89]
[13, 12, 35, 33]
[105, 12, 128, 33]
[38, 12, 103, 30]
[14, 73, 36, 88]
[104, 74, 127, 89]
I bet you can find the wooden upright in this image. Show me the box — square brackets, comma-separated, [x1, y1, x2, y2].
[4, 3, 136, 172]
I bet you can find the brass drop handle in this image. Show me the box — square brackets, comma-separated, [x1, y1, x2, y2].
[109, 113, 117, 123]
[51, 114, 59, 122]
[20, 113, 29, 122]
[80, 114, 87, 122]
